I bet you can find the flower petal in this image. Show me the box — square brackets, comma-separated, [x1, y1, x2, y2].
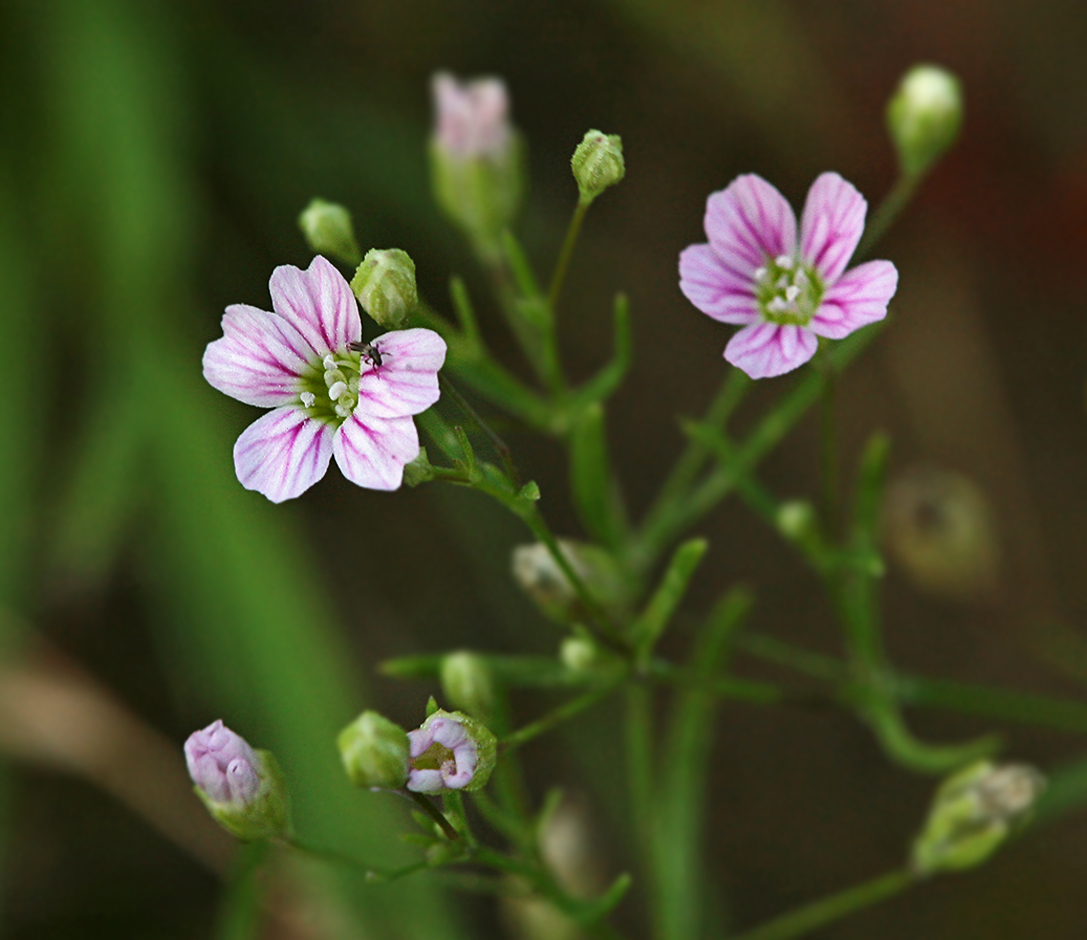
[356, 328, 447, 418]
[809, 260, 898, 339]
[333, 413, 419, 492]
[704, 174, 797, 281]
[233, 407, 334, 503]
[443, 744, 478, 789]
[678, 243, 759, 325]
[724, 322, 818, 379]
[203, 304, 314, 407]
[799, 172, 867, 285]
[269, 255, 361, 359]
[406, 769, 445, 793]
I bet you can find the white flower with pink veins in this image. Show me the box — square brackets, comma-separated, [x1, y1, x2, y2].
[203, 255, 446, 502]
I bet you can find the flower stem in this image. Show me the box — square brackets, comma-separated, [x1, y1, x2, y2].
[817, 340, 839, 538]
[548, 198, 591, 312]
[855, 173, 919, 261]
[502, 679, 624, 750]
[728, 869, 916, 940]
[407, 790, 461, 841]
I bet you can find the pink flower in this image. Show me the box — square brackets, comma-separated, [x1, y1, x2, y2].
[432, 72, 512, 159]
[406, 713, 479, 793]
[679, 173, 899, 379]
[203, 256, 446, 502]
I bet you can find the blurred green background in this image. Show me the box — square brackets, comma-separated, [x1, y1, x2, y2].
[3, 0, 1087, 937]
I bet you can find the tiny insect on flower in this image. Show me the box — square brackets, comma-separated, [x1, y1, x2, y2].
[202, 255, 446, 501]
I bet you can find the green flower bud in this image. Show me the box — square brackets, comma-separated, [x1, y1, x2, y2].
[338, 710, 411, 789]
[571, 130, 625, 204]
[430, 73, 523, 261]
[776, 499, 817, 543]
[298, 198, 361, 267]
[887, 64, 964, 178]
[512, 540, 624, 625]
[911, 761, 1045, 877]
[350, 248, 418, 330]
[560, 635, 600, 673]
[440, 651, 497, 719]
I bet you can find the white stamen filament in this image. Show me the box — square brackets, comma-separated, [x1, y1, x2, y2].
[300, 391, 316, 408]
[775, 254, 794, 269]
[322, 354, 337, 370]
[754, 266, 769, 282]
[328, 380, 348, 400]
[785, 285, 801, 302]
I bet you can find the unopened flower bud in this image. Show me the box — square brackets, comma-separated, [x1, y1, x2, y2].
[887, 64, 963, 178]
[512, 540, 623, 624]
[882, 466, 998, 602]
[298, 199, 361, 267]
[184, 720, 290, 841]
[911, 760, 1045, 876]
[350, 248, 418, 330]
[407, 709, 496, 794]
[338, 710, 411, 790]
[776, 499, 817, 543]
[571, 130, 625, 204]
[429, 72, 523, 259]
[441, 651, 497, 720]
[560, 635, 600, 673]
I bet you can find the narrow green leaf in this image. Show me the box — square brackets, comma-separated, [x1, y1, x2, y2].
[656, 588, 753, 940]
[569, 403, 629, 549]
[501, 230, 542, 299]
[632, 538, 709, 664]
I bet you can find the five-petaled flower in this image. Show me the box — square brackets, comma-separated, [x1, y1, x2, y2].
[203, 255, 446, 502]
[679, 173, 899, 379]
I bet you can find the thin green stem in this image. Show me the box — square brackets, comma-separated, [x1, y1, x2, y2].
[817, 341, 839, 538]
[502, 679, 624, 750]
[548, 198, 591, 311]
[855, 174, 919, 261]
[625, 684, 656, 913]
[638, 370, 752, 567]
[728, 869, 916, 940]
[408, 790, 461, 842]
[632, 325, 881, 575]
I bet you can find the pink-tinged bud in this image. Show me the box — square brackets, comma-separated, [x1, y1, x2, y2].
[184, 720, 290, 841]
[185, 719, 261, 805]
[406, 709, 496, 794]
[432, 72, 511, 159]
[429, 72, 523, 258]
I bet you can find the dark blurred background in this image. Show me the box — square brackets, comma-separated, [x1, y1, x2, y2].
[2, 0, 1087, 937]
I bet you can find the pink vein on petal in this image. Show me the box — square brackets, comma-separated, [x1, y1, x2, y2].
[809, 260, 898, 339]
[233, 407, 334, 503]
[269, 255, 361, 359]
[704, 175, 797, 281]
[799, 172, 867, 285]
[724, 321, 818, 379]
[355, 328, 447, 418]
[333, 413, 419, 491]
[203, 304, 313, 407]
[679, 243, 759, 325]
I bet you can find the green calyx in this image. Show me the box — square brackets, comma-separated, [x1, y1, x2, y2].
[754, 255, 824, 326]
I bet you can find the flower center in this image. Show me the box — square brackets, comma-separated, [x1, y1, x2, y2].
[297, 345, 380, 422]
[412, 742, 457, 775]
[754, 255, 824, 326]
